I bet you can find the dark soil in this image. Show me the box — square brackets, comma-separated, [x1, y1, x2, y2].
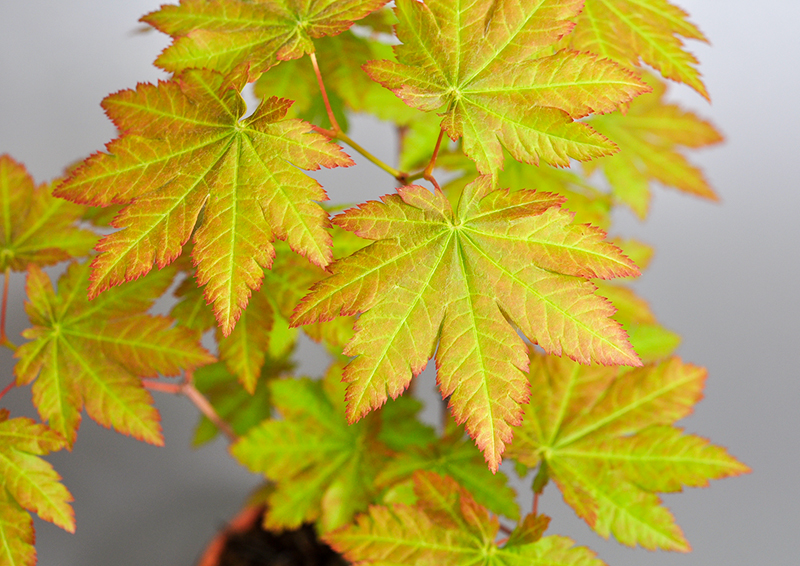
[217, 512, 349, 566]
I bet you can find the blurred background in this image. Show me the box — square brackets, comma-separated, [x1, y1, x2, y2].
[1, 1, 798, 564]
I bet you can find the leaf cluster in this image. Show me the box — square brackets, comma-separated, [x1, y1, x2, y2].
[0, 1, 746, 565]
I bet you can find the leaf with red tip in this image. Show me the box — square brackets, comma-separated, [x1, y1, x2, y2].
[0, 413, 74, 535]
[364, 0, 650, 172]
[585, 75, 723, 217]
[14, 261, 215, 447]
[0, 155, 96, 272]
[294, 176, 640, 471]
[0, 411, 75, 566]
[506, 353, 750, 551]
[56, 69, 352, 334]
[143, 0, 388, 78]
[327, 470, 603, 566]
[0, 487, 35, 566]
[569, 0, 710, 98]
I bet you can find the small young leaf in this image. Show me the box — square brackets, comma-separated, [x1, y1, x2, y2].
[294, 176, 640, 471]
[506, 353, 750, 551]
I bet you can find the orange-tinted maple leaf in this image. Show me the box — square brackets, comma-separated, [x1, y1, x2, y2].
[0, 155, 96, 272]
[569, 0, 710, 99]
[365, 0, 650, 172]
[294, 176, 640, 471]
[56, 69, 353, 334]
[14, 262, 215, 447]
[506, 352, 750, 551]
[585, 75, 723, 217]
[143, 0, 388, 79]
[0, 409, 75, 544]
[328, 470, 603, 566]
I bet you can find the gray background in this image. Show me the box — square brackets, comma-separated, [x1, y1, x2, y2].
[1, 1, 798, 564]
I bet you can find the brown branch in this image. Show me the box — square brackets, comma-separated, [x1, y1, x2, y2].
[309, 52, 342, 134]
[0, 379, 14, 401]
[423, 128, 446, 191]
[143, 374, 237, 443]
[0, 267, 16, 351]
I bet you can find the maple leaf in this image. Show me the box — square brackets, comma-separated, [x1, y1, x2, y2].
[14, 261, 215, 447]
[376, 433, 520, 520]
[56, 69, 353, 334]
[568, 0, 710, 99]
[505, 353, 750, 551]
[293, 176, 640, 471]
[231, 367, 389, 532]
[328, 470, 604, 566]
[0, 411, 74, 566]
[585, 75, 723, 217]
[143, 0, 388, 79]
[364, 0, 650, 173]
[0, 155, 96, 272]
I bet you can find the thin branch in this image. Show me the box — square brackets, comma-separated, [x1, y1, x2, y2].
[0, 379, 14, 401]
[0, 267, 16, 351]
[142, 379, 182, 394]
[183, 382, 238, 442]
[423, 128, 446, 191]
[143, 375, 238, 443]
[498, 522, 513, 535]
[309, 52, 342, 134]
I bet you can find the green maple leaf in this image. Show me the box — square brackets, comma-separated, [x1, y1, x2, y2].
[231, 366, 389, 532]
[585, 75, 723, 217]
[506, 353, 750, 551]
[0, 155, 96, 272]
[56, 69, 353, 334]
[143, 0, 388, 79]
[569, 0, 710, 99]
[364, 0, 650, 173]
[0, 411, 74, 566]
[328, 470, 603, 566]
[14, 261, 215, 447]
[293, 176, 640, 471]
[376, 433, 520, 520]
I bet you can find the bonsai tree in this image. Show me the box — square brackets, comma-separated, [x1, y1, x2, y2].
[0, 1, 749, 564]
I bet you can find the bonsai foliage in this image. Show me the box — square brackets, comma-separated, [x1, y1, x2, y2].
[0, 1, 748, 565]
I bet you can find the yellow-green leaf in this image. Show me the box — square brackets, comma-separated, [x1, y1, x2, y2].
[365, 0, 650, 172]
[294, 176, 640, 471]
[507, 353, 749, 551]
[56, 69, 353, 335]
[15, 262, 214, 447]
